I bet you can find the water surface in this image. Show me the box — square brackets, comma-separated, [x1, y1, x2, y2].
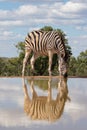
[0, 77, 87, 130]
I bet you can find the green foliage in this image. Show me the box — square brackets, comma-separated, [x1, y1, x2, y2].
[68, 56, 77, 76]
[34, 56, 49, 75]
[76, 50, 87, 76]
[41, 26, 53, 31]
[0, 58, 8, 76]
[16, 42, 25, 53]
[68, 50, 87, 76]
[15, 42, 25, 59]
[0, 57, 22, 76]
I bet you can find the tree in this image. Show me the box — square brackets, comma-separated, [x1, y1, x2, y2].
[41, 26, 53, 31]
[15, 42, 25, 59]
[68, 56, 77, 76]
[76, 50, 87, 76]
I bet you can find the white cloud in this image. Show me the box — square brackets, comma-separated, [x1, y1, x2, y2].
[70, 0, 87, 3]
[0, 29, 24, 57]
[2, 31, 13, 36]
[0, 2, 87, 26]
[76, 26, 87, 31]
[69, 34, 87, 57]
[0, 30, 23, 40]
[0, 9, 8, 19]
[0, 20, 23, 26]
[0, 0, 61, 2]
[61, 2, 87, 13]
[15, 5, 38, 16]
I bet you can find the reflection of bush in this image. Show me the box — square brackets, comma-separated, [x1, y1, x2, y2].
[27, 79, 59, 90]
[34, 80, 49, 90]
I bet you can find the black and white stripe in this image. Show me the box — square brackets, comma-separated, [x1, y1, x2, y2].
[25, 30, 66, 56]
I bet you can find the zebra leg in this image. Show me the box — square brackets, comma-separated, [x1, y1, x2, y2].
[23, 83, 29, 98]
[30, 55, 35, 71]
[30, 54, 38, 74]
[48, 50, 53, 76]
[47, 78, 52, 102]
[58, 56, 62, 76]
[22, 50, 31, 77]
[58, 56, 67, 77]
[23, 81, 31, 102]
[30, 79, 38, 99]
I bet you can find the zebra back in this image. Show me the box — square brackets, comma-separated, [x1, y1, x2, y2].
[25, 30, 66, 57]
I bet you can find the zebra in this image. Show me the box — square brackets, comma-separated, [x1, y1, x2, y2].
[22, 30, 68, 77]
[23, 78, 70, 122]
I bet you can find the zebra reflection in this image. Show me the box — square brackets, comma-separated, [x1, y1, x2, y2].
[23, 78, 70, 122]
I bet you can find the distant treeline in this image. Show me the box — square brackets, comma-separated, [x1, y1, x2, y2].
[0, 26, 87, 77]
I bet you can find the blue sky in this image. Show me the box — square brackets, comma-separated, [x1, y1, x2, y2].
[0, 0, 87, 57]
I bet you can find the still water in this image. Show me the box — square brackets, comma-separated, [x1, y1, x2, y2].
[0, 77, 87, 130]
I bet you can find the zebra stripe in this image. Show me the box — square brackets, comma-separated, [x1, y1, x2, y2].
[25, 30, 66, 56]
